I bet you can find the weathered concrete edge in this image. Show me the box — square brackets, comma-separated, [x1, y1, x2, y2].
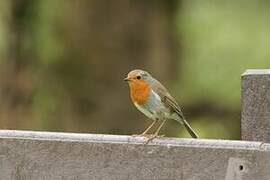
[0, 130, 269, 151]
[242, 69, 270, 76]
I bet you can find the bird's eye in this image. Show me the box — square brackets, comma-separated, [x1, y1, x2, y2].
[136, 75, 141, 80]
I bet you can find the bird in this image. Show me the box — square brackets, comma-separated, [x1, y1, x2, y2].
[124, 69, 198, 142]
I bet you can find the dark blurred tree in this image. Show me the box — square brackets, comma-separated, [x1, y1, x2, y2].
[36, 0, 179, 134]
[0, 0, 37, 128]
[0, 0, 180, 134]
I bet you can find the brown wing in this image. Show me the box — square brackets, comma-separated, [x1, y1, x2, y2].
[150, 79, 185, 120]
[151, 78, 199, 138]
[163, 96, 185, 120]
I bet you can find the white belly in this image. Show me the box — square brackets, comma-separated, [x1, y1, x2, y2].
[134, 102, 154, 119]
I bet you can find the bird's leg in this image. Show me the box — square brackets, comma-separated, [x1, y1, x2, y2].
[145, 119, 167, 144]
[132, 120, 157, 137]
[140, 120, 157, 135]
[154, 119, 167, 136]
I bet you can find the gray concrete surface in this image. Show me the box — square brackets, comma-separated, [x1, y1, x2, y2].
[241, 69, 270, 142]
[0, 130, 270, 180]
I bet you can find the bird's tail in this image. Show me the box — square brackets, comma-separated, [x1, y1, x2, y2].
[182, 119, 199, 138]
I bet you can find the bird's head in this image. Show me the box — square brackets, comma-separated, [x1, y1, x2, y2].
[124, 69, 152, 104]
[124, 69, 151, 84]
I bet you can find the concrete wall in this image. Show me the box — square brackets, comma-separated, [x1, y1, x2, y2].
[0, 130, 270, 180]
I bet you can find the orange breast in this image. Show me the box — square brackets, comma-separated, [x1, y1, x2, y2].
[129, 80, 150, 105]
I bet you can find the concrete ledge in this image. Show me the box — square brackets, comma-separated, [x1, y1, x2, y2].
[242, 69, 270, 76]
[1, 130, 270, 180]
[0, 130, 269, 150]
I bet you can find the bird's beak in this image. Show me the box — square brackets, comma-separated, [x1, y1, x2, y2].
[124, 77, 130, 82]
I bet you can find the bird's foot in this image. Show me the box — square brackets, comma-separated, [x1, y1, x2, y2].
[132, 133, 165, 144]
[144, 134, 165, 144]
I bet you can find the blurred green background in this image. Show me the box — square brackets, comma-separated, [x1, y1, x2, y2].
[0, 0, 269, 140]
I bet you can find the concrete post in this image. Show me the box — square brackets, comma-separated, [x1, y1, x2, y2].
[241, 69, 270, 142]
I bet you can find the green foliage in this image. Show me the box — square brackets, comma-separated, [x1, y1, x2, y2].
[174, 0, 270, 139]
[179, 117, 239, 139]
[33, 0, 65, 65]
[178, 0, 270, 106]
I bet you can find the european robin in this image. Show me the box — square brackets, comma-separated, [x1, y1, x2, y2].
[124, 69, 199, 141]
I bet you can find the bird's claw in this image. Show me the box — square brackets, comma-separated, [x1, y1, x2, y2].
[131, 133, 165, 144]
[132, 134, 165, 144]
[144, 134, 165, 144]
